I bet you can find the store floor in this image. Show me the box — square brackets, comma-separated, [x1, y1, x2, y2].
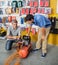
[0, 39, 58, 65]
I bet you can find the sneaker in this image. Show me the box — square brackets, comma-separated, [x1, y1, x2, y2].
[32, 48, 39, 51]
[31, 49, 39, 53]
[41, 53, 47, 57]
[32, 47, 41, 52]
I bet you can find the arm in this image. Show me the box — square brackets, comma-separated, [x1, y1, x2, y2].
[7, 35, 21, 39]
[27, 26, 31, 36]
[26, 22, 32, 36]
[7, 35, 17, 39]
[16, 27, 21, 39]
[7, 26, 17, 39]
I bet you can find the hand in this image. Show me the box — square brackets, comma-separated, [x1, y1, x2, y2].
[14, 36, 20, 40]
[13, 36, 17, 39]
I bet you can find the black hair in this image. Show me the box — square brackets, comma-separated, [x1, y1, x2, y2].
[12, 19, 17, 23]
[25, 14, 34, 22]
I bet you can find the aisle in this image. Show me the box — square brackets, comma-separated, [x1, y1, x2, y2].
[0, 40, 58, 65]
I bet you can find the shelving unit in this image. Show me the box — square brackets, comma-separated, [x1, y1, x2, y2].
[0, 0, 51, 39]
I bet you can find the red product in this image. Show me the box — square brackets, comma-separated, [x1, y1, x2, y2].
[26, 28, 29, 33]
[37, 8, 41, 13]
[34, 1, 38, 7]
[44, 0, 49, 7]
[18, 44, 31, 58]
[31, 28, 36, 35]
[33, 7, 37, 14]
[30, 8, 34, 14]
[12, 16, 16, 20]
[21, 8, 25, 15]
[40, 0, 44, 7]
[41, 8, 45, 14]
[25, 8, 29, 15]
[29, 1, 33, 7]
[8, 16, 12, 22]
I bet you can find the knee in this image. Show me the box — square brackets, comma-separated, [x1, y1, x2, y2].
[5, 40, 12, 51]
[6, 47, 11, 51]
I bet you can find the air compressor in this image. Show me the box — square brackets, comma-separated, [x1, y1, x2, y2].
[4, 35, 32, 65]
[17, 35, 32, 58]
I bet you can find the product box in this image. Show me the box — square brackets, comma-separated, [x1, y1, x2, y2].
[34, 1, 38, 7]
[30, 8, 34, 14]
[21, 8, 25, 15]
[29, 1, 33, 7]
[25, 8, 30, 15]
[45, 8, 51, 14]
[40, 0, 44, 7]
[44, 0, 50, 7]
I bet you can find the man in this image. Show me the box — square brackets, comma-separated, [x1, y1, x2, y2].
[5, 20, 21, 50]
[25, 14, 51, 57]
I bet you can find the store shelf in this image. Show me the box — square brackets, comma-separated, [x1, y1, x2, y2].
[0, 14, 19, 17]
[0, 6, 12, 8]
[0, 14, 27, 18]
[0, 36, 6, 39]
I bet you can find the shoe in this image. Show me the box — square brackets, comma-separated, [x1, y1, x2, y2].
[30, 49, 38, 52]
[31, 47, 41, 52]
[32, 48, 39, 51]
[41, 53, 47, 57]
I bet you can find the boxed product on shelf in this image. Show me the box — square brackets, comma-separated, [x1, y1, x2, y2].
[28, 1, 33, 7]
[2, 17, 6, 23]
[5, 7, 12, 14]
[30, 7, 34, 14]
[12, 8, 16, 13]
[0, 17, 2, 23]
[0, 1, 4, 6]
[20, 17, 24, 24]
[18, 1, 23, 7]
[16, 8, 19, 14]
[8, 16, 12, 23]
[8, 0, 11, 6]
[40, 0, 50, 7]
[33, 1, 38, 7]
[0, 23, 7, 37]
[41, 8, 45, 14]
[45, 8, 51, 14]
[11, 1, 18, 8]
[44, 0, 50, 7]
[0, 0, 8, 6]
[37, 8, 42, 13]
[0, 8, 4, 14]
[12, 16, 16, 20]
[25, 8, 30, 15]
[20, 8, 25, 15]
[40, 0, 44, 7]
[33, 7, 38, 14]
